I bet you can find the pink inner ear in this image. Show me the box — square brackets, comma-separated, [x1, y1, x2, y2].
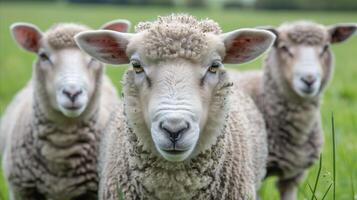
[14, 26, 41, 52]
[331, 26, 356, 43]
[226, 36, 264, 62]
[103, 24, 128, 32]
[86, 35, 128, 63]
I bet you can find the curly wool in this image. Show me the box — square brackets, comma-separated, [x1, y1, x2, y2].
[43, 23, 90, 49]
[135, 14, 222, 60]
[99, 69, 267, 200]
[1, 23, 119, 199]
[251, 70, 322, 179]
[6, 96, 99, 198]
[279, 21, 328, 45]
[236, 21, 329, 199]
[2, 77, 118, 200]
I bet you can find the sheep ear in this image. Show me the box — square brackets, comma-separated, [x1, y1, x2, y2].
[101, 19, 131, 33]
[75, 30, 132, 65]
[220, 29, 276, 64]
[11, 23, 42, 53]
[328, 24, 357, 44]
[257, 26, 279, 46]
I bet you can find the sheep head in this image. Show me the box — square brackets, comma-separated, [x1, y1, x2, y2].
[262, 21, 356, 99]
[10, 20, 130, 119]
[75, 14, 275, 161]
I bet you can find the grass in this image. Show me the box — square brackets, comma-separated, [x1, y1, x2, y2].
[332, 113, 336, 200]
[310, 155, 323, 200]
[0, 2, 356, 199]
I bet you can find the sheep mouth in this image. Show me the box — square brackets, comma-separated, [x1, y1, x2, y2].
[297, 87, 319, 97]
[59, 104, 86, 118]
[162, 149, 188, 155]
[63, 104, 83, 111]
[156, 144, 196, 162]
[301, 87, 314, 94]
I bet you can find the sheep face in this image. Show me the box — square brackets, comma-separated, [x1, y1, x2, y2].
[126, 50, 226, 162]
[36, 47, 102, 118]
[10, 21, 130, 118]
[10, 23, 103, 118]
[75, 15, 275, 161]
[265, 22, 356, 99]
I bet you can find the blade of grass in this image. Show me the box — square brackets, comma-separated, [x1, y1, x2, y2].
[351, 173, 355, 200]
[321, 183, 333, 200]
[310, 155, 322, 200]
[116, 184, 124, 200]
[331, 112, 336, 200]
[307, 183, 318, 200]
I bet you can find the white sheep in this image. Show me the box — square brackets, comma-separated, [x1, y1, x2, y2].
[0, 20, 130, 200]
[237, 21, 356, 200]
[75, 14, 275, 200]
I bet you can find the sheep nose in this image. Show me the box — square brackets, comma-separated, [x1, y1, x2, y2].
[159, 118, 190, 142]
[301, 75, 316, 87]
[62, 86, 83, 103]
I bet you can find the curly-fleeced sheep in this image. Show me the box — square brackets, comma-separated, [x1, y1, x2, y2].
[75, 14, 276, 200]
[237, 21, 356, 200]
[0, 20, 130, 200]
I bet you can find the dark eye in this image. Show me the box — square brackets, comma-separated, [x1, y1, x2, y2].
[321, 44, 329, 56]
[279, 45, 293, 57]
[208, 60, 222, 73]
[131, 59, 144, 73]
[39, 52, 50, 62]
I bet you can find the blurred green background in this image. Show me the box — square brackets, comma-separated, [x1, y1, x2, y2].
[0, 1, 356, 200]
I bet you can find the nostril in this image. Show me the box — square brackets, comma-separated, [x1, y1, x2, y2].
[159, 121, 166, 131]
[160, 124, 171, 135]
[183, 122, 190, 133]
[73, 89, 83, 98]
[62, 89, 71, 97]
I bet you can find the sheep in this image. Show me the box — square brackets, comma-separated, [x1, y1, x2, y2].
[75, 14, 276, 200]
[237, 21, 356, 200]
[0, 20, 130, 200]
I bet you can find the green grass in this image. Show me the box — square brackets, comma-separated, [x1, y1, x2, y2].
[0, 2, 356, 200]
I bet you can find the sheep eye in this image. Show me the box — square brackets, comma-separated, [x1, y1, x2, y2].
[321, 44, 329, 56]
[131, 59, 144, 73]
[279, 45, 293, 57]
[208, 60, 221, 73]
[39, 52, 50, 62]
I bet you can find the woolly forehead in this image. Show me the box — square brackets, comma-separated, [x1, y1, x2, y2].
[127, 29, 225, 62]
[278, 22, 329, 46]
[129, 15, 224, 62]
[42, 24, 90, 50]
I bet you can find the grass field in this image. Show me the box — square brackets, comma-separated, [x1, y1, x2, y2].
[0, 2, 356, 199]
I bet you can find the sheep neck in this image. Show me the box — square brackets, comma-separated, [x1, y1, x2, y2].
[30, 92, 100, 175]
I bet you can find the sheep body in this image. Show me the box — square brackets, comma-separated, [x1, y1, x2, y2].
[234, 20, 355, 200]
[2, 77, 118, 200]
[74, 14, 275, 200]
[1, 23, 119, 200]
[237, 70, 322, 180]
[99, 71, 267, 200]
[0, 82, 32, 154]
